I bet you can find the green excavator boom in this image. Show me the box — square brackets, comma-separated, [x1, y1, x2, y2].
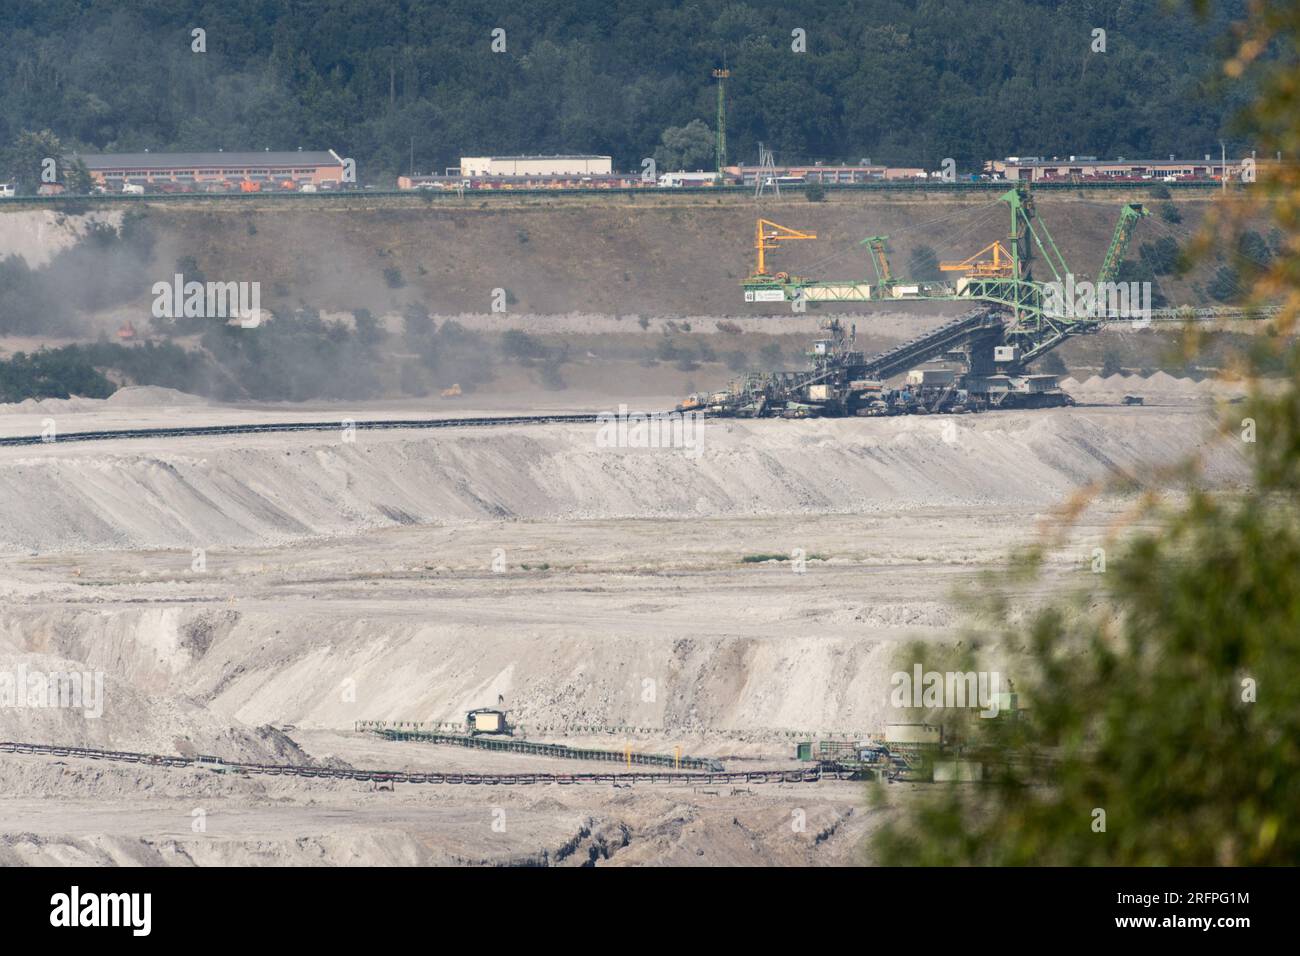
[859, 235, 893, 289]
[1098, 203, 1149, 284]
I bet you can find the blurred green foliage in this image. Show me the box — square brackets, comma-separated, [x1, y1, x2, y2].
[871, 0, 1300, 867]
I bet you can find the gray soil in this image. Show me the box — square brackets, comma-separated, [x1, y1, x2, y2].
[0, 374, 1252, 865]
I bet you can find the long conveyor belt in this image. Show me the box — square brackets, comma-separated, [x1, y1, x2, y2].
[856, 307, 1004, 381]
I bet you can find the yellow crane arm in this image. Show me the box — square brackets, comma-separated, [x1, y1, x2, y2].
[940, 240, 1016, 278]
[754, 218, 816, 276]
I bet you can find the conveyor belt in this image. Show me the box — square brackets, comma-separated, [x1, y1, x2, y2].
[373, 728, 723, 771]
[856, 308, 1004, 380]
[0, 413, 603, 448]
[0, 740, 821, 786]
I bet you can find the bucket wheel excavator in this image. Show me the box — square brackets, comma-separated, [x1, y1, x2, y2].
[688, 186, 1150, 417]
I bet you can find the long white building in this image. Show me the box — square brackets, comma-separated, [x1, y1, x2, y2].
[459, 154, 612, 177]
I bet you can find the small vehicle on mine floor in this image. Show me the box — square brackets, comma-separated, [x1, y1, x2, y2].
[779, 403, 820, 419]
[466, 708, 511, 736]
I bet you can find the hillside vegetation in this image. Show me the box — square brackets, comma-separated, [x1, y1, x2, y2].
[0, 0, 1248, 185]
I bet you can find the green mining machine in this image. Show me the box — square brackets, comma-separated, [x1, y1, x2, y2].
[719, 187, 1150, 415]
[743, 185, 1147, 351]
[953, 186, 1148, 363]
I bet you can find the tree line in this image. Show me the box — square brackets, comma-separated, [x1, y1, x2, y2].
[0, 0, 1253, 188]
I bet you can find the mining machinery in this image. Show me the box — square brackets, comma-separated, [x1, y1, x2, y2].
[679, 311, 1069, 418]
[699, 186, 1149, 416]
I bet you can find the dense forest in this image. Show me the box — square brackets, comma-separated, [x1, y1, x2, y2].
[0, 0, 1254, 183]
[0, 0, 1273, 403]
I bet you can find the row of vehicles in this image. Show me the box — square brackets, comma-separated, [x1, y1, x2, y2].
[1, 180, 352, 197]
[104, 179, 346, 195]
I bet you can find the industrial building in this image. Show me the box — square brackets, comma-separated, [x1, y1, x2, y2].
[985, 155, 1246, 182]
[398, 171, 642, 190]
[726, 163, 926, 185]
[75, 149, 347, 191]
[657, 171, 721, 187]
[458, 154, 612, 177]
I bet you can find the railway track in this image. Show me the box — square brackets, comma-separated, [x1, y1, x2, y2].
[0, 413, 604, 449]
[0, 179, 1222, 210]
[0, 740, 822, 786]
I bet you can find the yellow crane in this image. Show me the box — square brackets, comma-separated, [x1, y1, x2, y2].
[940, 240, 1017, 278]
[753, 219, 816, 277]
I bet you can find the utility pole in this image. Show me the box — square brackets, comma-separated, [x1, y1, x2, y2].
[712, 67, 730, 179]
[1220, 140, 1227, 194]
